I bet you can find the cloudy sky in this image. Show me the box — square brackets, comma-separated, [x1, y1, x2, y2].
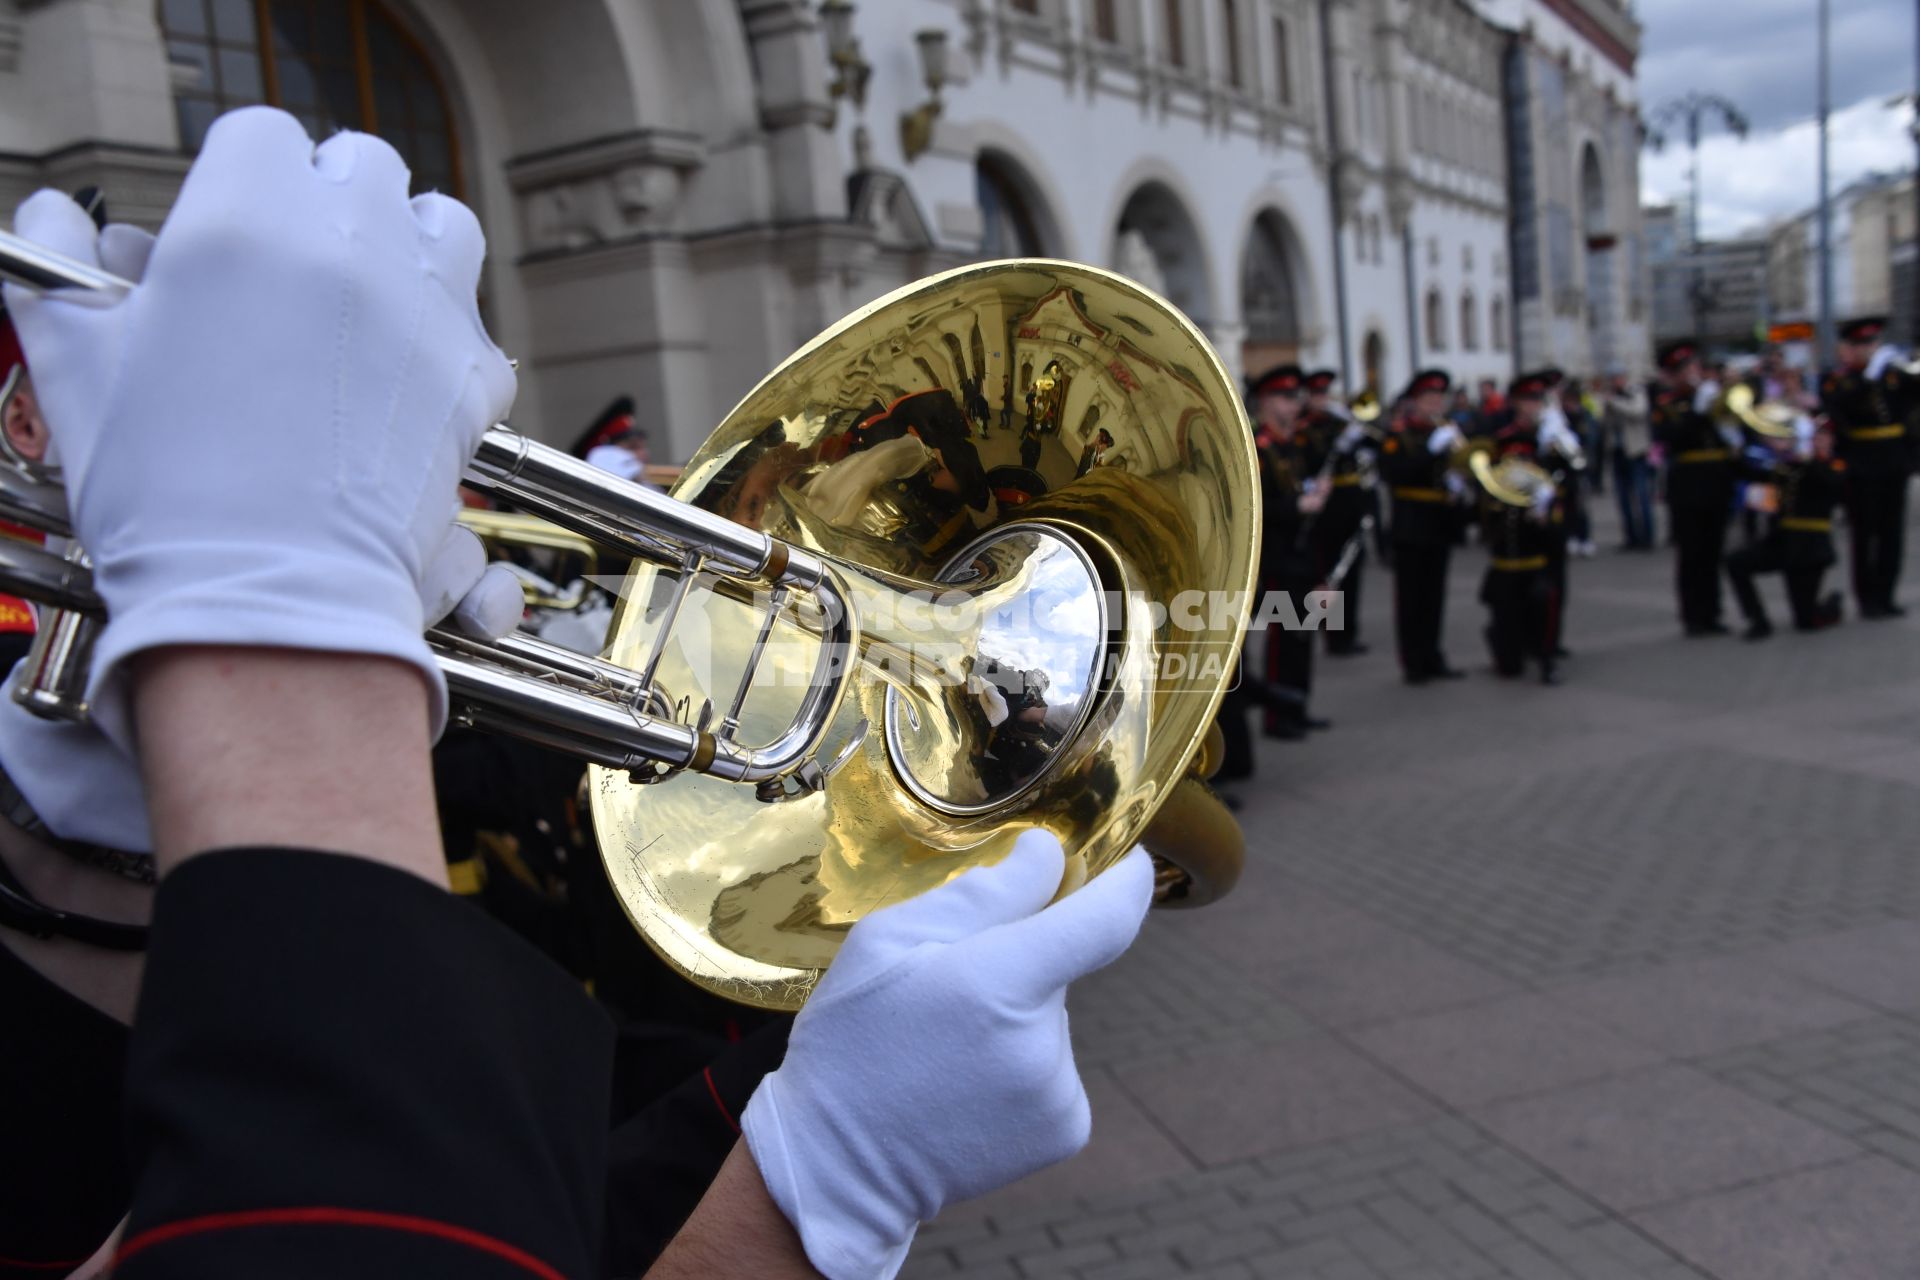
[1637, 0, 1915, 239]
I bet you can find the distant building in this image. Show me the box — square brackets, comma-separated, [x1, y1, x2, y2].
[1481, 0, 1650, 378]
[1762, 171, 1919, 362]
[1651, 236, 1767, 353]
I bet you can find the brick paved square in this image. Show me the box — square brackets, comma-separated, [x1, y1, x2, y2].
[1354, 993, 1663, 1108]
[1112, 1039, 1438, 1167]
[1744, 920, 1920, 1012]
[1633, 1157, 1920, 1280]
[1473, 1065, 1859, 1212]
[1556, 955, 1876, 1058]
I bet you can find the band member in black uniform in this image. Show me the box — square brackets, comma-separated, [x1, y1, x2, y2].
[1651, 341, 1737, 635]
[1247, 364, 1326, 739]
[1477, 373, 1564, 684]
[1512, 371, 1584, 656]
[1822, 316, 1918, 618]
[1725, 418, 1846, 639]
[3, 110, 1155, 1280]
[1379, 370, 1467, 683]
[1304, 369, 1376, 656]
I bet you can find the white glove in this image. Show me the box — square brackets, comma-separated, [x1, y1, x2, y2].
[1427, 424, 1463, 455]
[1336, 422, 1367, 451]
[1866, 346, 1898, 381]
[3, 107, 516, 750]
[742, 831, 1153, 1280]
[0, 524, 522, 852]
[1693, 380, 1722, 416]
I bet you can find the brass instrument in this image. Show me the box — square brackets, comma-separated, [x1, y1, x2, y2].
[1721, 384, 1802, 441]
[457, 508, 601, 613]
[0, 238, 1255, 1010]
[1469, 448, 1557, 509]
[1347, 390, 1383, 425]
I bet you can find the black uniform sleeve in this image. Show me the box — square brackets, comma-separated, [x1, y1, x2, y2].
[601, 1019, 791, 1277]
[116, 848, 615, 1280]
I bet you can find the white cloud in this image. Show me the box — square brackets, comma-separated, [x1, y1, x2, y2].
[1640, 93, 1915, 240]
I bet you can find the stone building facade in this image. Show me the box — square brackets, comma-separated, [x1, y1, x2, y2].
[0, 0, 1644, 459]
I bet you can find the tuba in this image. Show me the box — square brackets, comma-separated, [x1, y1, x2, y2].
[0, 239, 1255, 1010]
[1469, 448, 1556, 509]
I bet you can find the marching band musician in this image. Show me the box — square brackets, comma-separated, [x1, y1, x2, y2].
[1304, 369, 1377, 657]
[1821, 316, 1917, 619]
[1477, 373, 1564, 685]
[1379, 369, 1468, 684]
[1247, 364, 1327, 740]
[1651, 341, 1738, 636]
[0, 108, 1156, 1280]
[1725, 416, 1846, 639]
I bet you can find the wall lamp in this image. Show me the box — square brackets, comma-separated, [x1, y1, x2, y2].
[820, 0, 871, 113]
[899, 28, 949, 163]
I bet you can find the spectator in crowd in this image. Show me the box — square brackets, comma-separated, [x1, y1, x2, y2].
[1604, 371, 1655, 550]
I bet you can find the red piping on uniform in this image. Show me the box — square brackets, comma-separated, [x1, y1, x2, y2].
[703, 1066, 741, 1135]
[114, 1208, 566, 1280]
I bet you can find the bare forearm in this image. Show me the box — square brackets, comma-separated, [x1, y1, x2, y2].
[131, 647, 444, 885]
[648, 1142, 820, 1279]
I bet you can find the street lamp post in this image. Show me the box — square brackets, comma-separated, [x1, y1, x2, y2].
[1647, 92, 1750, 348]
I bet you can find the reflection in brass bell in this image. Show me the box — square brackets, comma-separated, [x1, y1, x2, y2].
[589, 261, 1260, 1009]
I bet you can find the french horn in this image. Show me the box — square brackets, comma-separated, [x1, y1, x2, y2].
[0, 238, 1255, 1010]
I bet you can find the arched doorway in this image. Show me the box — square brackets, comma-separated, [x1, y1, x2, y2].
[976, 152, 1055, 258]
[1112, 182, 1212, 328]
[1363, 330, 1386, 396]
[1581, 143, 1615, 372]
[1240, 209, 1304, 377]
[160, 0, 461, 195]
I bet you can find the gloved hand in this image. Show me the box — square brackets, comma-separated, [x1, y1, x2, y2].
[1427, 423, 1463, 455]
[0, 523, 523, 852]
[741, 831, 1154, 1280]
[3, 106, 516, 750]
[1693, 380, 1722, 416]
[1866, 345, 1897, 381]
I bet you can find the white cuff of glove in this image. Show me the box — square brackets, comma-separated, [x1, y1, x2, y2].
[1866, 346, 1897, 381]
[1428, 425, 1463, 455]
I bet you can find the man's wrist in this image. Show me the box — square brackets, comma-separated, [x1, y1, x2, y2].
[130, 647, 444, 884]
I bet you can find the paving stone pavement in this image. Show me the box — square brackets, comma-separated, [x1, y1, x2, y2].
[900, 499, 1920, 1279]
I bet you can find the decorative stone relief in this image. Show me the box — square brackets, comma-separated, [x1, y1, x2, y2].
[506, 131, 703, 257]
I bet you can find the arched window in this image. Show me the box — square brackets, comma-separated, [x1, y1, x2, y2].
[1092, 0, 1121, 43]
[1162, 0, 1186, 68]
[977, 156, 1045, 258]
[160, 0, 460, 196]
[1271, 17, 1292, 105]
[1490, 296, 1508, 351]
[1426, 288, 1447, 352]
[1460, 291, 1478, 351]
[1221, 0, 1242, 88]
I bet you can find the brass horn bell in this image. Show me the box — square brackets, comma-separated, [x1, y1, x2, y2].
[591, 262, 1256, 1008]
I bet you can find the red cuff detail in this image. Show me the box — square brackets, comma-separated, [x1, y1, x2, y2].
[702, 1065, 741, 1136]
[115, 1208, 567, 1280]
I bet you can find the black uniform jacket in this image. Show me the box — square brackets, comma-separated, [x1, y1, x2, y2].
[1651, 383, 1734, 510]
[115, 849, 616, 1280]
[1378, 418, 1455, 547]
[1821, 364, 1918, 477]
[1257, 429, 1313, 575]
[1738, 449, 1846, 569]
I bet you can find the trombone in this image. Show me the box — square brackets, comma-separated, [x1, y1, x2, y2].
[0, 234, 1256, 1008]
